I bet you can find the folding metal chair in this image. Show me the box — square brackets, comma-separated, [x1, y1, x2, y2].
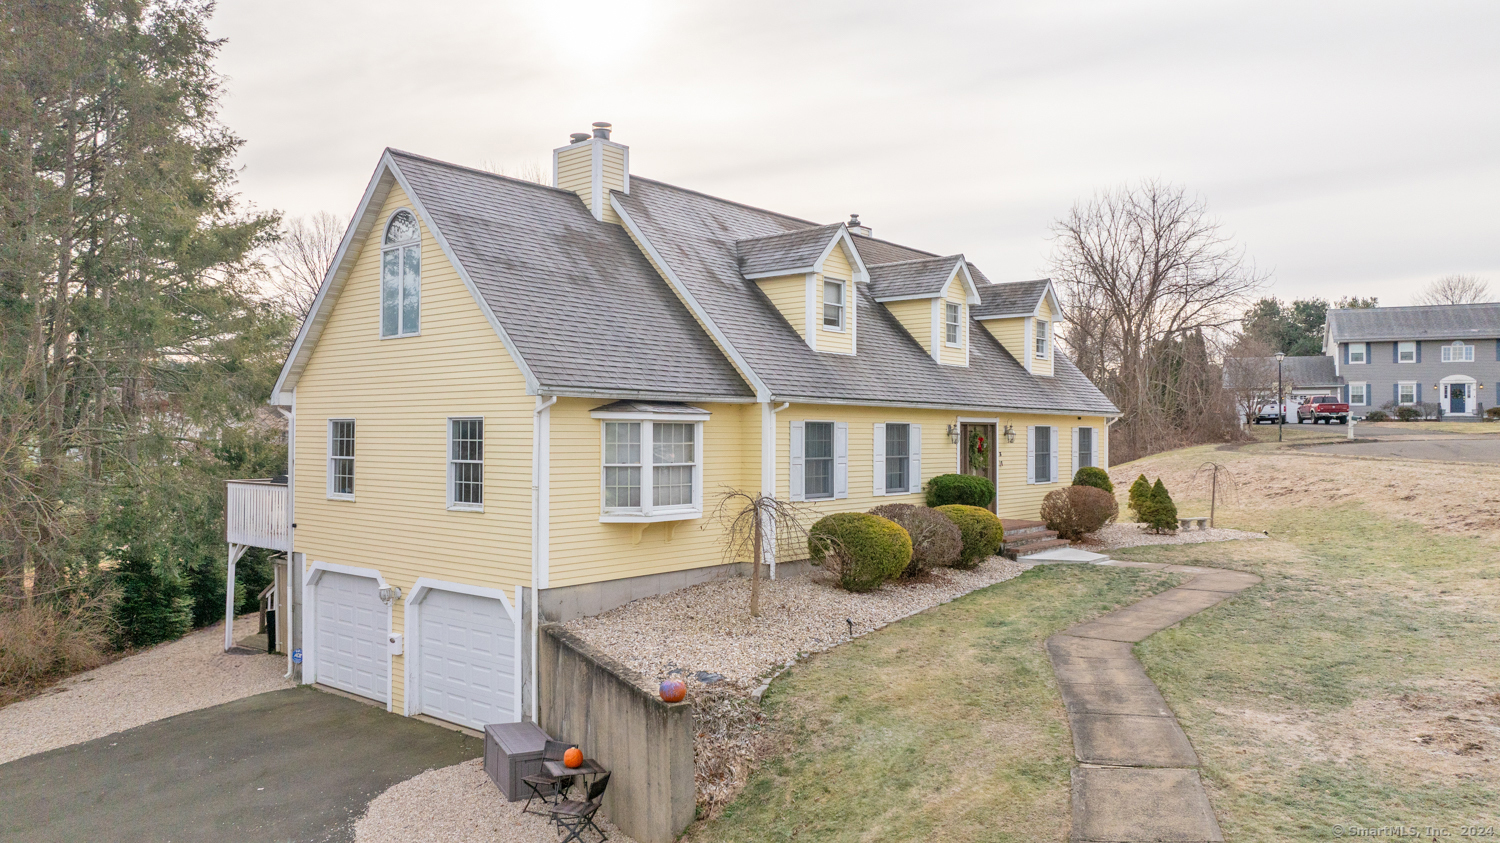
[521, 740, 574, 815]
[547, 771, 610, 843]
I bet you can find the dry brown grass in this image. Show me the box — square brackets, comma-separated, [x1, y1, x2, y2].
[0, 593, 118, 706]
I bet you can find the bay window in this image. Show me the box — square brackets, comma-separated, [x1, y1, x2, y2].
[594, 404, 707, 521]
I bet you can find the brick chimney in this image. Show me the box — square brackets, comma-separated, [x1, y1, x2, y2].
[553, 122, 629, 223]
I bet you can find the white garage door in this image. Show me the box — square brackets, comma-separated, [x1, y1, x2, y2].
[314, 571, 388, 703]
[415, 588, 518, 730]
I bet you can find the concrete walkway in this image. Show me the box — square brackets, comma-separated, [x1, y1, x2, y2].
[1033, 559, 1260, 843]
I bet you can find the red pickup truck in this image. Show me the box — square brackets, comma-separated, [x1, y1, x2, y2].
[1296, 396, 1350, 424]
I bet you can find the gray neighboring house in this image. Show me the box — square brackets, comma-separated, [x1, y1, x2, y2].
[1324, 303, 1500, 418]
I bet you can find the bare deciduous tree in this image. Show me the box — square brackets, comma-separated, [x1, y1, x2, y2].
[709, 491, 817, 617]
[1414, 274, 1492, 306]
[1050, 180, 1264, 462]
[1222, 337, 1294, 424]
[268, 212, 347, 320]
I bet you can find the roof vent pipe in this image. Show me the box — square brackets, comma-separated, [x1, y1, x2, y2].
[569, 132, 590, 144]
[847, 213, 872, 238]
[592, 122, 612, 140]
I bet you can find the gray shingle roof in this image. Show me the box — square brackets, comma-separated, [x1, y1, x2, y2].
[389, 151, 753, 399]
[972, 279, 1050, 319]
[736, 224, 844, 277]
[613, 178, 1117, 415]
[867, 256, 966, 301]
[1327, 303, 1500, 342]
[1223, 355, 1339, 389]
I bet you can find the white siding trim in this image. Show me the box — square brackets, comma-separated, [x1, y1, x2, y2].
[834, 421, 849, 499]
[804, 273, 818, 350]
[909, 424, 922, 496]
[789, 421, 806, 502]
[872, 423, 886, 496]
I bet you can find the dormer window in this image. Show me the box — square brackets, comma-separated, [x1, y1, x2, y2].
[381, 210, 421, 337]
[945, 302, 963, 346]
[1035, 319, 1049, 358]
[823, 279, 846, 330]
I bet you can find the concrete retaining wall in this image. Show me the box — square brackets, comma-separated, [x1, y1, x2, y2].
[539, 625, 695, 843]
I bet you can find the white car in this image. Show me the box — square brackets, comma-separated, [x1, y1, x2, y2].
[1254, 403, 1284, 424]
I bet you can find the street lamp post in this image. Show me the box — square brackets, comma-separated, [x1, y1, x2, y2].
[1275, 351, 1286, 442]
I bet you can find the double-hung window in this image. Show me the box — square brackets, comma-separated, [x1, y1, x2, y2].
[328, 419, 355, 499]
[885, 423, 910, 493]
[1398, 341, 1416, 363]
[1348, 344, 1366, 364]
[1028, 424, 1057, 484]
[448, 418, 483, 510]
[804, 422, 835, 499]
[596, 405, 707, 521]
[1399, 382, 1417, 404]
[1350, 383, 1368, 406]
[823, 280, 846, 330]
[381, 210, 421, 337]
[1035, 319, 1049, 358]
[945, 303, 963, 346]
[1441, 342, 1474, 363]
[1076, 427, 1094, 469]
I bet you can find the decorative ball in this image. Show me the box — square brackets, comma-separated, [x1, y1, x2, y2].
[659, 679, 687, 703]
[563, 746, 583, 769]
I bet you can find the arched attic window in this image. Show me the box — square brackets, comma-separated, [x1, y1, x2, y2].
[381, 210, 421, 337]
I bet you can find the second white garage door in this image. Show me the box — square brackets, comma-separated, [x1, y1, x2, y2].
[414, 588, 519, 730]
[313, 571, 389, 703]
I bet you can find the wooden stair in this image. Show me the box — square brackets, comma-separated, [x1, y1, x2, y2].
[1000, 519, 1071, 559]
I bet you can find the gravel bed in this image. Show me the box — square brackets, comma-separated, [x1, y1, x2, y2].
[0, 617, 291, 765]
[564, 557, 1025, 693]
[354, 759, 638, 843]
[1079, 522, 1267, 551]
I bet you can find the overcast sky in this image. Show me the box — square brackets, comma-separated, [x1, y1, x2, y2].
[212, 0, 1499, 307]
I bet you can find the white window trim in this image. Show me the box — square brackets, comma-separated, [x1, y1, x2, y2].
[1349, 383, 1368, 406]
[822, 278, 847, 333]
[1441, 342, 1474, 363]
[1398, 341, 1417, 363]
[1348, 343, 1366, 364]
[326, 418, 355, 500]
[944, 302, 964, 348]
[380, 208, 422, 339]
[790, 420, 848, 502]
[1026, 424, 1059, 484]
[1398, 381, 1418, 405]
[592, 409, 708, 523]
[446, 416, 484, 512]
[1072, 426, 1098, 471]
[873, 422, 922, 496]
[1035, 319, 1051, 359]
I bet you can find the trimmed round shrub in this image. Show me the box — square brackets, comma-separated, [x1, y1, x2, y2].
[1394, 406, 1422, 422]
[1127, 474, 1152, 519]
[1139, 478, 1179, 534]
[869, 503, 962, 576]
[934, 505, 1005, 569]
[925, 473, 995, 508]
[1362, 410, 1389, 422]
[1072, 466, 1114, 494]
[1041, 485, 1119, 540]
[808, 512, 912, 592]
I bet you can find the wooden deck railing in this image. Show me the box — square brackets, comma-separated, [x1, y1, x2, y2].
[227, 479, 291, 552]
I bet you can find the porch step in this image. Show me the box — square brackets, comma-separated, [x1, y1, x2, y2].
[1008, 538, 1071, 555]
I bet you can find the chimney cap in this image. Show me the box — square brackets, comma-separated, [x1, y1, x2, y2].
[592, 121, 612, 140]
[847, 213, 871, 236]
[569, 132, 590, 144]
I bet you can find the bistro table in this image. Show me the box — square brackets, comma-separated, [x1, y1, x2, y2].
[542, 758, 608, 801]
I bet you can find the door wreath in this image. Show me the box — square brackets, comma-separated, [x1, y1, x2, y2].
[968, 429, 988, 472]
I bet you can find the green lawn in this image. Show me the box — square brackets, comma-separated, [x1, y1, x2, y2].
[682, 565, 1183, 843]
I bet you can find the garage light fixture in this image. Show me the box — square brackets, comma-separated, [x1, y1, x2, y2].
[379, 586, 402, 604]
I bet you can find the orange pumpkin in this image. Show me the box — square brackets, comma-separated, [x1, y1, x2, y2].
[563, 746, 583, 769]
[659, 679, 687, 703]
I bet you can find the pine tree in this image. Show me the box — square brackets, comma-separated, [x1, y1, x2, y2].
[1128, 474, 1152, 519]
[1142, 479, 1179, 534]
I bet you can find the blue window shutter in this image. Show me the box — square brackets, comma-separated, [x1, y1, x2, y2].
[1393, 383, 1399, 404]
[1342, 344, 1348, 365]
[1392, 342, 1398, 364]
[1366, 342, 1372, 362]
[1416, 342, 1422, 364]
[1416, 383, 1422, 403]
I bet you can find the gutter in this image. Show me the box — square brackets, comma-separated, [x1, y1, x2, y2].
[530, 394, 558, 722]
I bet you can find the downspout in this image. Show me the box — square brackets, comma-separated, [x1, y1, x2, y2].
[530, 394, 557, 722]
[275, 396, 296, 680]
[762, 402, 790, 579]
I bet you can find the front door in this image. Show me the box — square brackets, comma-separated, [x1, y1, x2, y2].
[959, 423, 998, 513]
[1446, 382, 1468, 414]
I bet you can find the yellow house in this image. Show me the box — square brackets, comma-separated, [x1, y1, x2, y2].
[227, 123, 1117, 732]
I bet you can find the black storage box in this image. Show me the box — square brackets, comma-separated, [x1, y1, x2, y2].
[484, 722, 551, 801]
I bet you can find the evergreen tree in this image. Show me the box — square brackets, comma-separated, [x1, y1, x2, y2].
[1128, 474, 1152, 518]
[1141, 479, 1179, 534]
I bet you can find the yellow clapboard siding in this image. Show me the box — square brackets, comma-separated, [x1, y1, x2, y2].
[885, 298, 935, 357]
[293, 184, 535, 715]
[756, 274, 809, 342]
[545, 398, 758, 589]
[938, 274, 968, 367]
[815, 242, 855, 355]
[979, 316, 1027, 367]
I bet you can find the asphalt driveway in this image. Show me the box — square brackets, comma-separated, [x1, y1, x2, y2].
[1303, 435, 1500, 463]
[0, 686, 482, 843]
